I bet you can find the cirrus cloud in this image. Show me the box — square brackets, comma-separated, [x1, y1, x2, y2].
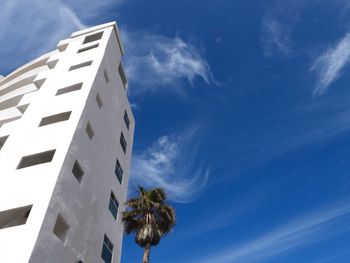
[122, 30, 216, 95]
[311, 32, 350, 96]
[130, 131, 209, 203]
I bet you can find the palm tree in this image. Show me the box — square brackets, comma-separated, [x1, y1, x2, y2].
[122, 186, 176, 263]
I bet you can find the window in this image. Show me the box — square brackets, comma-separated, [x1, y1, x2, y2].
[53, 214, 69, 244]
[56, 83, 83, 96]
[72, 161, 84, 184]
[115, 160, 123, 184]
[118, 63, 127, 89]
[69, 61, 92, 71]
[17, 150, 56, 169]
[39, 111, 71, 127]
[83, 31, 103, 44]
[108, 192, 119, 220]
[78, 43, 99, 53]
[0, 205, 32, 230]
[101, 234, 114, 263]
[120, 132, 127, 153]
[123, 111, 130, 130]
[17, 104, 29, 114]
[47, 59, 58, 69]
[96, 93, 103, 109]
[103, 70, 109, 85]
[34, 78, 46, 89]
[0, 135, 9, 150]
[85, 122, 94, 140]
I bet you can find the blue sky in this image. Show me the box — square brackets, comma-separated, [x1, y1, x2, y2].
[2, 0, 350, 262]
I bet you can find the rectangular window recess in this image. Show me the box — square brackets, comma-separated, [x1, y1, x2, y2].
[115, 159, 123, 184]
[0, 135, 9, 150]
[53, 214, 69, 244]
[103, 70, 109, 85]
[17, 149, 56, 169]
[17, 104, 29, 114]
[47, 59, 59, 69]
[118, 63, 127, 89]
[69, 61, 92, 71]
[39, 111, 71, 127]
[96, 93, 103, 109]
[56, 83, 83, 96]
[102, 234, 114, 263]
[109, 192, 119, 220]
[120, 132, 127, 154]
[83, 31, 103, 44]
[78, 43, 99, 53]
[124, 111, 130, 130]
[72, 160, 84, 184]
[34, 78, 46, 89]
[85, 122, 95, 140]
[0, 205, 32, 230]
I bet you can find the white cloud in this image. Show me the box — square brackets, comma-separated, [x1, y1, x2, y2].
[262, 15, 291, 56]
[311, 32, 350, 96]
[130, 132, 209, 203]
[0, 0, 124, 75]
[60, 0, 123, 20]
[198, 202, 350, 263]
[122, 31, 215, 94]
[0, 0, 88, 74]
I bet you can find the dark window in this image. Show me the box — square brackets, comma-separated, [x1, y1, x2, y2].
[72, 161, 84, 184]
[17, 150, 56, 169]
[115, 160, 123, 184]
[85, 122, 94, 140]
[0, 205, 32, 230]
[96, 93, 103, 109]
[17, 104, 29, 114]
[0, 135, 9, 150]
[101, 234, 114, 263]
[53, 214, 69, 244]
[120, 133, 127, 153]
[123, 111, 130, 130]
[39, 111, 71, 127]
[69, 61, 92, 71]
[78, 43, 99, 53]
[104, 70, 109, 85]
[47, 59, 58, 69]
[56, 83, 83, 96]
[118, 63, 127, 89]
[83, 32, 103, 44]
[108, 192, 119, 220]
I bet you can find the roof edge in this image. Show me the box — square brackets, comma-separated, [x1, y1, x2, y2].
[71, 21, 125, 55]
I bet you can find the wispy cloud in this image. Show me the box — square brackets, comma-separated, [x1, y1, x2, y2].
[61, 0, 124, 20]
[0, 0, 87, 74]
[311, 32, 350, 96]
[0, 0, 124, 75]
[122, 31, 215, 95]
[130, 131, 209, 203]
[262, 15, 291, 56]
[198, 202, 350, 263]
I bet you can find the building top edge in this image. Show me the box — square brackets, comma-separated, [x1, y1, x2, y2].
[70, 21, 116, 38]
[70, 21, 125, 55]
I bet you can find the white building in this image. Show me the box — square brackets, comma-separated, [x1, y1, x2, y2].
[0, 22, 134, 263]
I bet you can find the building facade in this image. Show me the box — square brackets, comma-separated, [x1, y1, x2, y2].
[0, 22, 134, 263]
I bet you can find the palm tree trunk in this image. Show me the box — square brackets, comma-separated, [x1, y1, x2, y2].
[142, 243, 151, 263]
